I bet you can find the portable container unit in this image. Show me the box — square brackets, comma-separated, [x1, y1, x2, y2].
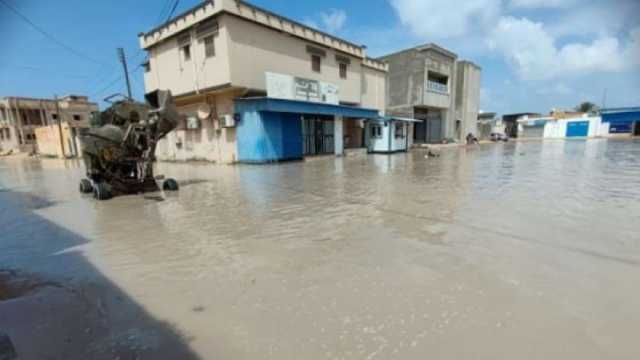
[367, 117, 421, 153]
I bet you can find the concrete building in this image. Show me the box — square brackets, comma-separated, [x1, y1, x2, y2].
[139, 0, 387, 163]
[455, 61, 481, 140]
[379, 44, 481, 145]
[0, 95, 98, 155]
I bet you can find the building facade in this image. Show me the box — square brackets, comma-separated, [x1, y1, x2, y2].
[139, 0, 387, 163]
[600, 108, 640, 136]
[0, 95, 98, 155]
[455, 61, 481, 141]
[379, 44, 481, 145]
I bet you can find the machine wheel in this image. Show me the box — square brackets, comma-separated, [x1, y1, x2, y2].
[163, 178, 179, 191]
[93, 183, 112, 201]
[79, 179, 93, 194]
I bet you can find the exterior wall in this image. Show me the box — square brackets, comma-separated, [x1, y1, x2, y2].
[143, 17, 232, 96]
[542, 116, 604, 138]
[601, 110, 640, 134]
[225, 15, 371, 106]
[154, 90, 240, 163]
[236, 111, 303, 163]
[391, 122, 408, 152]
[455, 61, 481, 141]
[361, 65, 387, 112]
[34, 123, 81, 158]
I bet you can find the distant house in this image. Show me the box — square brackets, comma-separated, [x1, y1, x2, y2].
[502, 113, 541, 138]
[599, 108, 640, 135]
[0, 95, 97, 156]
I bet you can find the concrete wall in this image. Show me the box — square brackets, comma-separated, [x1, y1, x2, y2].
[543, 116, 604, 139]
[361, 65, 387, 113]
[455, 61, 481, 141]
[143, 17, 232, 96]
[154, 90, 240, 164]
[34, 123, 81, 158]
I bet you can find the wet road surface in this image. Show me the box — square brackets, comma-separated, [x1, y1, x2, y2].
[1, 139, 640, 359]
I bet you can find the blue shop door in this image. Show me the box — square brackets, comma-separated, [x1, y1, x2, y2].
[566, 121, 589, 137]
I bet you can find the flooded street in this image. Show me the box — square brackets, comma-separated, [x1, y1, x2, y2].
[2, 139, 640, 359]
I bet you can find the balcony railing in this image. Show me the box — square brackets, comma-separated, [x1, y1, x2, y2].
[427, 81, 448, 94]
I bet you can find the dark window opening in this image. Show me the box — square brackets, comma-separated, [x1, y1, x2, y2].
[395, 123, 405, 138]
[204, 35, 215, 58]
[339, 62, 348, 79]
[371, 125, 382, 138]
[181, 45, 191, 62]
[311, 55, 321, 73]
[73, 114, 82, 121]
[52, 113, 59, 121]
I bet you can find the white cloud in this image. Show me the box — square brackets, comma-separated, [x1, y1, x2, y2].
[510, 0, 579, 8]
[487, 16, 636, 80]
[389, 0, 500, 38]
[319, 9, 347, 34]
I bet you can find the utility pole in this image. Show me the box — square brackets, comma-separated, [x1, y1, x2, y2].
[54, 95, 66, 158]
[117, 47, 133, 99]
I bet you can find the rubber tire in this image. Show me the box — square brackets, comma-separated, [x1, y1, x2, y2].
[93, 183, 112, 201]
[79, 179, 93, 194]
[163, 178, 179, 191]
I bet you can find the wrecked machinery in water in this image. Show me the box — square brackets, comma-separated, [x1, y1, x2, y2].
[79, 90, 180, 200]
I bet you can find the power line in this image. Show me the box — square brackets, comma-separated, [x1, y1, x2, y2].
[166, 0, 181, 23]
[0, 0, 108, 67]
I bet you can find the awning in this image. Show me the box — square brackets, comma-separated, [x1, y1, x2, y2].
[371, 116, 423, 123]
[235, 97, 380, 119]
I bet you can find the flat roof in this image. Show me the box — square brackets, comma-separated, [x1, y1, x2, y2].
[235, 97, 380, 119]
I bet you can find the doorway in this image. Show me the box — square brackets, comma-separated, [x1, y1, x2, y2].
[413, 108, 443, 144]
[634, 121, 640, 136]
[302, 115, 335, 156]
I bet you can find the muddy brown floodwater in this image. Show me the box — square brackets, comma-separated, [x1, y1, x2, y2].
[1, 139, 640, 359]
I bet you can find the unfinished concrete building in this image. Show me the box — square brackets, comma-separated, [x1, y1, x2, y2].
[379, 44, 481, 145]
[0, 95, 98, 155]
[455, 61, 481, 141]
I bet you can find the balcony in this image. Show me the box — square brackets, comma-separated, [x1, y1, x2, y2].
[427, 80, 449, 94]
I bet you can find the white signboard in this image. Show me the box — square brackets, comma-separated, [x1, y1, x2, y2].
[266, 72, 339, 105]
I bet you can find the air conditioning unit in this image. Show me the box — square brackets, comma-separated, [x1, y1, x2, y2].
[222, 114, 236, 128]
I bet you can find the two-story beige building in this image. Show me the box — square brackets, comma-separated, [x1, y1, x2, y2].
[139, 0, 387, 163]
[0, 95, 98, 156]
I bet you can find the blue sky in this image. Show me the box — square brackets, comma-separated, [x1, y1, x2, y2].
[1, 0, 638, 115]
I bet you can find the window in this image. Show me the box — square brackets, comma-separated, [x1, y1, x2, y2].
[371, 124, 382, 138]
[339, 62, 348, 79]
[181, 45, 192, 62]
[203, 35, 215, 58]
[311, 55, 321, 73]
[52, 113, 58, 121]
[395, 123, 406, 138]
[73, 114, 82, 121]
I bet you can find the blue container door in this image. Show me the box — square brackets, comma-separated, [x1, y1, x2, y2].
[566, 121, 589, 137]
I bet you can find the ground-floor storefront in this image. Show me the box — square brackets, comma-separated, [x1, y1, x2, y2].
[235, 97, 380, 163]
[412, 107, 446, 144]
